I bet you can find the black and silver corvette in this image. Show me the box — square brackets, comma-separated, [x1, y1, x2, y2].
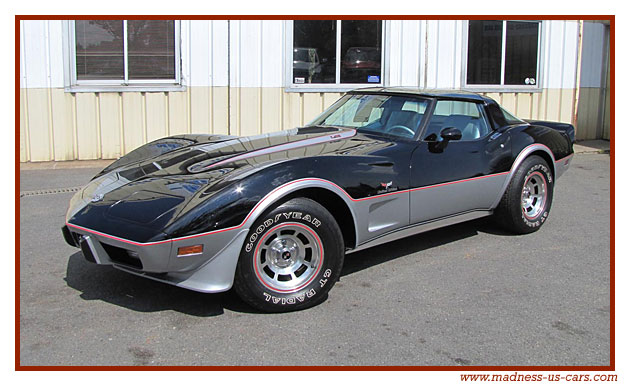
[62, 88, 575, 312]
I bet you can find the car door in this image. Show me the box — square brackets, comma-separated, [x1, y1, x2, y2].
[409, 99, 512, 224]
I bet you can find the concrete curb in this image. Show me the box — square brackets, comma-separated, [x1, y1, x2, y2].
[573, 140, 610, 154]
[574, 148, 610, 155]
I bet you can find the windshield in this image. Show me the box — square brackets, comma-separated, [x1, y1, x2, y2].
[309, 94, 430, 139]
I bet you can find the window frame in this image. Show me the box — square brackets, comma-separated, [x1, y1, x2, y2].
[462, 20, 544, 93]
[284, 20, 386, 92]
[63, 20, 183, 92]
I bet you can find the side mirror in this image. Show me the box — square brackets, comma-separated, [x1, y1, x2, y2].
[440, 127, 462, 141]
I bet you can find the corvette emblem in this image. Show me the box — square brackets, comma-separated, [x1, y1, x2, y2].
[91, 193, 104, 203]
[380, 181, 393, 189]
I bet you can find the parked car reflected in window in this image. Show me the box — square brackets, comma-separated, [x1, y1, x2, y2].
[341, 47, 381, 83]
[292, 20, 336, 84]
[340, 20, 382, 84]
[291, 20, 383, 85]
[292, 48, 322, 83]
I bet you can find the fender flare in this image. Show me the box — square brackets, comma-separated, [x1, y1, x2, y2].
[241, 178, 361, 248]
[490, 143, 556, 209]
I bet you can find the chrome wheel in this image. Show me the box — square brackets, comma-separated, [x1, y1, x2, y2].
[254, 223, 323, 292]
[521, 171, 547, 219]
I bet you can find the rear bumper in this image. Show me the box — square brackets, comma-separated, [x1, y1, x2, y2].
[555, 153, 574, 179]
[62, 224, 248, 293]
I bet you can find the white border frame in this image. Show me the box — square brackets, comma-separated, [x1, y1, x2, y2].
[284, 20, 386, 93]
[461, 20, 544, 93]
[63, 20, 184, 92]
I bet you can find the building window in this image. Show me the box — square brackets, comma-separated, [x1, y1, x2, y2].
[466, 20, 541, 88]
[288, 20, 383, 89]
[69, 20, 181, 90]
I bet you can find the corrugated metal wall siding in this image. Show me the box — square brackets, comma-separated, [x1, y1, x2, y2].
[19, 87, 578, 162]
[602, 55, 610, 140]
[575, 21, 610, 141]
[19, 19, 607, 162]
[19, 87, 230, 162]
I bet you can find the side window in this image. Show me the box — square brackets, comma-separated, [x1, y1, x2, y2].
[423, 100, 491, 141]
[501, 107, 524, 125]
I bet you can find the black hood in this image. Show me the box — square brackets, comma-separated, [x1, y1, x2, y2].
[112, 126, 357, 182]
[67, 126, 405, 242]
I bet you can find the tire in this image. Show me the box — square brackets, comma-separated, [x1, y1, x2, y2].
[494, 155, 554, 234]
[234, 198, 345, 312]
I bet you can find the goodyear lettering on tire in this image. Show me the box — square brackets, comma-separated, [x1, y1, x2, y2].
[245, 211, 321, 252]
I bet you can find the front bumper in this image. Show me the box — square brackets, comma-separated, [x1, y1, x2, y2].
[62, 224, 248, 293]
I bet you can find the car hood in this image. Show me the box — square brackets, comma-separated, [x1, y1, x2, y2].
[116, 126, 358, 180]
[67, 126, 399, 240]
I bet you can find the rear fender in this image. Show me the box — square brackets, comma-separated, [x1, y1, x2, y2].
[525, 120, 576, 144]
[490, 143, 557, 209]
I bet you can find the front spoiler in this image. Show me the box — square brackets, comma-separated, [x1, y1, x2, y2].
[62, 225, 248, 293]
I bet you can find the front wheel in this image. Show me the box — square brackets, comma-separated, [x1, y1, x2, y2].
[234, 198, 345, 312]
[494, 155, 554, 234]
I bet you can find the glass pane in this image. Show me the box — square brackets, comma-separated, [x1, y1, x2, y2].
[292, 21, 336, 84]
[501, 107, 524, 124]
[127, 20, 176, 80]
[504, 21, 539, 85]
[466, 20, 502, 85]
[311, 94, 429, 139]
[75, 20, 124, 80]
[424, 101, 490, 141]
[340, 20, 382, 84]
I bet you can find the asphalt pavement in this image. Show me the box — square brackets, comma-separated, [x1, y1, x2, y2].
[19, 153, 611, 366]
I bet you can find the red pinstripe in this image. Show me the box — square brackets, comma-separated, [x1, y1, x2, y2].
[67, 143, 561, 246]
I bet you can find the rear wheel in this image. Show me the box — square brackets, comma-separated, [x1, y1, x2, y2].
[234, 198, 344, 312]
[495, 155, 554, 234]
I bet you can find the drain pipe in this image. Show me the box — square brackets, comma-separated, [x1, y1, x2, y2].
[572, 20, 584, 128]
[227, 20, 231, 135]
